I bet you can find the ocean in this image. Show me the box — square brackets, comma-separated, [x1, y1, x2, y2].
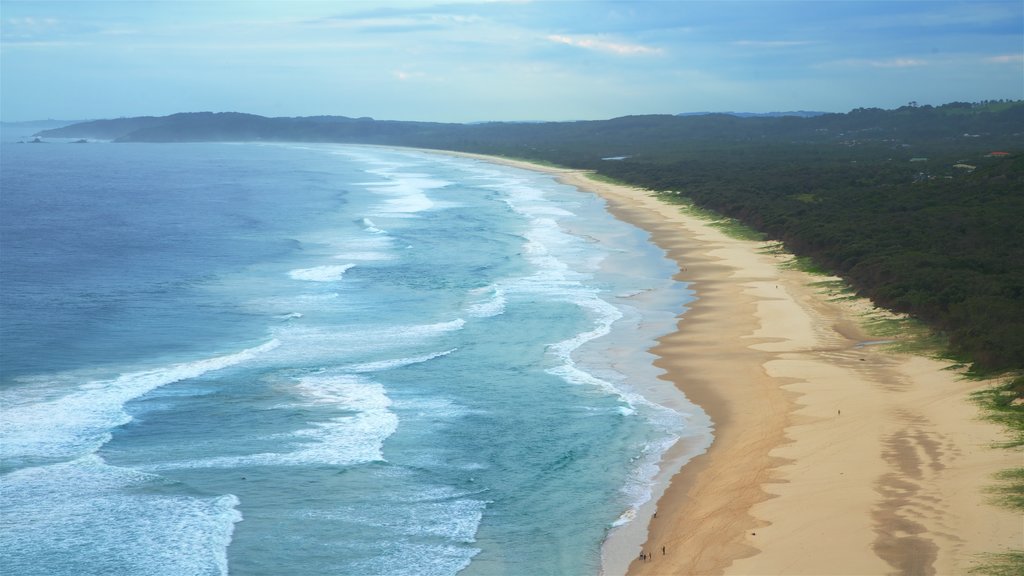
[0, 139, 711, 575]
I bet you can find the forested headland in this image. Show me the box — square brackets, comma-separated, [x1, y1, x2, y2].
[36, 101, 1024, 377]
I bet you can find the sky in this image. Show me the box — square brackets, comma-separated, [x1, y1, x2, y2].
[1, 0, 1022, 123]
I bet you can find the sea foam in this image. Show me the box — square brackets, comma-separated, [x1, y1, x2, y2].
[465, 285, 507, 318]
[342, 348, 457, 373]
[266, 319, 465, 366]
[476, 167, 705, 537]
[0, 454, 241, 576]
[0, 340, 280, 465]
[288, 264, 355, 282]
[148, 374, 398, 469]
[361, 171, 448, 218]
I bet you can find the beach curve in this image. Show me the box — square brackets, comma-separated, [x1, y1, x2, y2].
[430, 150, 1021, 576]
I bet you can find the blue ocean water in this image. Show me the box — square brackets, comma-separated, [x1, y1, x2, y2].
[0, 140, 710, 575]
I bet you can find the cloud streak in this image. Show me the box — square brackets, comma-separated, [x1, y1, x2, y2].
[393, 70, 428, 81]
[546, 34, 662, 56]
[985, 54, 1024, 64]
[733, 40, 816, 48]
[826, 57, 931, 69]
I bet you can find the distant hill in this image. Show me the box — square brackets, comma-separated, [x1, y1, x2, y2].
[36, 102, 1024, 156]
[34, 111, 452, 144]
[30, 115, 172, 141]
[2, 119, 84, 141]
[677, 111, 829, 118]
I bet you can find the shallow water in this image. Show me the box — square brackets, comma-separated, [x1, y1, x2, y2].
[0, 141, 710, 575]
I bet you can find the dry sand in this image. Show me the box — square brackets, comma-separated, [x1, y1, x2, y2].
[433, 151, 1022, 575]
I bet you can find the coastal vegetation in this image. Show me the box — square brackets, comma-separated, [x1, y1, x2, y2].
[972, 374, 1024, 565]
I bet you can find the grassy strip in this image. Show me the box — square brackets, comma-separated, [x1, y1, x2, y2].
[652, 191, 767, 241]
[969, 376, 1024, 575]
[970, 552, 1024, 576]
[586, 172, 627, 185]
[860, 314, 953, 359]
[972, 376, 1024, 449]
[779, 254, 830, 275]
[808, 279, 860, 302]
[986, 468, 1024, 509]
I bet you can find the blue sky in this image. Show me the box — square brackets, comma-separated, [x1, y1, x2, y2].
[2, 0, 1022, 122]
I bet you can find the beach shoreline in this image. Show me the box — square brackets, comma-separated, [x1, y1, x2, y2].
[430, 150, 1021, 575]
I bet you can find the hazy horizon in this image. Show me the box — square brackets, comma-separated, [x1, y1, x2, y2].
[1, 1, 1022, 123]
[1, 108, 843, 126]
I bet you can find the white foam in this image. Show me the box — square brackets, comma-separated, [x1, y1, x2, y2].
[540, 292, 701, 531]
[292, 373, 389, 408]
[378, 191, 436, 215]
[342, 348, 457, 373]
[351, 542, 479, 576]
[472, 166, 714, 544]
[343, 234, 392, 249]
[310, 475, 486, 576]
[611, 434, 682, 527]
[330, 496, 486, 543]
[246, 292, 340, 317]
[334, 251, 393, 261]
[150, 374, 398, 469]
[394, 396, 473, 420]
[1, 340, 281, 465]
[465, 285, 507, 318]
[288, 264, 355, 282]
[266, 319, 464, 366]
[359, 166, 452, 218]
[362, 218, 386, 234]
[547, 296, 619, 362]
[402, 318, 464, 337]
[0, 455, 241, 576]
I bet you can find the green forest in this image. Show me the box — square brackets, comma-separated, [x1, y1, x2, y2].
[38, 101, 1024, 376]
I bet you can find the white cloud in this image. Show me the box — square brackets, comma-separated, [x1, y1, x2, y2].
[5, 17, 59, 28]
[824, 57, 930, 69]
[546, 34, 662, 56]
[393, 70, 427, 81]
[984, 54, 1024, 64]
[311, 12, 483, 32]
[0, 40, 86, 49]
[2, 16, 62, 42]
[733, 40, 816, 48]
[870, 58, 929, 68]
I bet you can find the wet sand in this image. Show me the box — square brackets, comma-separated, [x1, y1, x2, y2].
[435, 151, 1021, 575]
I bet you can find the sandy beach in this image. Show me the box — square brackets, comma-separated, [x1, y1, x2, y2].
[442, 151, 1022, 575]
